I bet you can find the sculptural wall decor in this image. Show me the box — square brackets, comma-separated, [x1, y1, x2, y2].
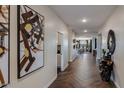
[99, 30, 116, 82]
[17, 5, 45, 78]
[107, 30, 116, 55]
[0, 5, 10, 87]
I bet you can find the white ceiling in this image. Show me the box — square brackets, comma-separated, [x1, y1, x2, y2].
[50, 6, 117, 35]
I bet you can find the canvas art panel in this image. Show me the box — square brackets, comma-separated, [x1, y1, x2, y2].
[0, 5, 10, 87]
[17, 5, 44, 78]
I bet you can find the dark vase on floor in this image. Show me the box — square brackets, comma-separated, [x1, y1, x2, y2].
[99, 55, 113, 82]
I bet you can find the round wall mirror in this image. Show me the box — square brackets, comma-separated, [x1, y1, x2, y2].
[107, 30, 116, 55]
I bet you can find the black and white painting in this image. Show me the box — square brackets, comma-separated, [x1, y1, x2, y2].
[0, 5, 10, 87]
[17, 5, 44, 78]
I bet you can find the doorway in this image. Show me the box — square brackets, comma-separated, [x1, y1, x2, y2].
[96, 34, 102, 66]
[78, 39, 92, 54]
[57, 32, 64, 72]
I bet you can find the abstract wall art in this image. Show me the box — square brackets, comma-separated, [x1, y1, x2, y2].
[17, 5, 44, 78]
[0, 5, 10, 87]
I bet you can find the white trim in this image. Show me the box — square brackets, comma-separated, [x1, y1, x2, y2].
[69, 55, 78, 62]
[113, 80, 120, 88]
[69, 59, 73, 62]
[61, 63, 68, 71]
[110, 77, 120, 88]
[43, 75, 57, 88]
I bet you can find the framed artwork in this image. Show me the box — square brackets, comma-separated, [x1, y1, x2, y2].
[17, 5, 45, 78]
[107, 30, 116, 55]
[0, 5, 10, 87]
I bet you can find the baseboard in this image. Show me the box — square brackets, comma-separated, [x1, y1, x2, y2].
[65, 63, 68, 69]
[61, 63, 68, 71]
[69, 59, 72, 62]
[44, 74, 57, 88]
[110, 78, 120, 88]
[69, 55, 78, 62]
[113, 80, 120, 88]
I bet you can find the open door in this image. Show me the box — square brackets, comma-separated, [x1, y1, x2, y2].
[57, 32, 64, 72]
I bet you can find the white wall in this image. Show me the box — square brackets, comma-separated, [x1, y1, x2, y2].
[92, 37, 96, 52]
[68, 30, 77, 62]
[99, 6, 124, 88]
[6, 5, 69, 88]
[96, 34, 102, 60]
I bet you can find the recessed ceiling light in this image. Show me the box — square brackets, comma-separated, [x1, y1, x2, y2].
[84, 29, 87, 32]
[82, 18, 87, 23]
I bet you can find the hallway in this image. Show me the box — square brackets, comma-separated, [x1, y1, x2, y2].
[50, 53, 115, 88]
[1, 5, 123, 88]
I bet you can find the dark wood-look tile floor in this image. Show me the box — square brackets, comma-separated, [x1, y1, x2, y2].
[49, 53, 115, 88]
